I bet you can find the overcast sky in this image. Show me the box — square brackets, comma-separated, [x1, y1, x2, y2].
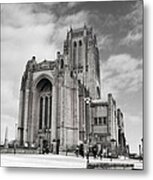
[1, 1, 143, 153]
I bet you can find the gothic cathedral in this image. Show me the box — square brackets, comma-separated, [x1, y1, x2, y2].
[17, 26, 127, 154]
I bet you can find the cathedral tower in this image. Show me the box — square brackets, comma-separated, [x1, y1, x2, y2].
[63, 25, 101, 99]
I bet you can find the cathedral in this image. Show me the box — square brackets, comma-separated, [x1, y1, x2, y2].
[17, 25, 127, 154]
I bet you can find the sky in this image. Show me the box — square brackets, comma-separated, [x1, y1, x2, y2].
[1, 0, 143, 153]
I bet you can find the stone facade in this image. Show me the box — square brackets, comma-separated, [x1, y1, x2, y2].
[17, 25, 127, 153]
[90, 94, 127, 155]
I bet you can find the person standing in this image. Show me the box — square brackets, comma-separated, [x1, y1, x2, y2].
[92, 144, 97, 159]
[75, 145, 79, 157]
[79, 143, 84, 158]
[13, 140, 17, 155]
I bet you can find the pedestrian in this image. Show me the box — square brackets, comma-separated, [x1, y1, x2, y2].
[99, 149, 103, 160]
[92, 145, 97, 159]
[56, 139, 60, 154]
[97, 144, 101, 159]
[52, 139, 56, 154]
[13, 141, 16, 155]
[84, 143, 88, 157]
[46, 145, 49, 154]
[103, 147, 106, 158]
[75, 145, 79, 157]
[79, 144, 84, 158]
[66, 147, 69, 156]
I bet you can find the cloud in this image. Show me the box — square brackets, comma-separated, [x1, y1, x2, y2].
[124, 1, 143, 26]
[87, 1, 143, 48]
[57, 11, 88, 27]
[119, 0, 143, 46]
[67, 2, 80, 8]
[119, 26, 142, 46]
[49, 10, 89, 50]
[88, 12, 119, 36]
[102, 54, 142, 98]
[98, 35, 113, 51]
[43, 2, 80, 18]
[1, 4, 56, 28]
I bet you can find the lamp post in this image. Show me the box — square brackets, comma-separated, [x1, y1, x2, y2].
[84, 97, 92, 166]
[84, 97, 92, 141]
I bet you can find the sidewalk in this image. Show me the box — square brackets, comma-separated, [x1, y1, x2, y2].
[1, 153, 143, 169]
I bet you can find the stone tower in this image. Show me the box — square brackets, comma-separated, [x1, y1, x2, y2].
[63, 25, 101, 99]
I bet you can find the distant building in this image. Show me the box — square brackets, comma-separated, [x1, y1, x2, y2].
[91, 94, 127, 155]
[117, 108, 127, 155]
[17, 25, 127, 154]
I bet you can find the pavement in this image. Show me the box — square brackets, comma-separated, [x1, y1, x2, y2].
[1, 153, 143, 169]
[1, 154, 87, 168]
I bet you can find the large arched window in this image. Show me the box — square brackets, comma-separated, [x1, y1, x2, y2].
[36, 79, 52, 93]
[36, 78, 52, 130]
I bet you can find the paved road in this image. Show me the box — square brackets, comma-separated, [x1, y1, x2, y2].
[1, 154, 143, 169]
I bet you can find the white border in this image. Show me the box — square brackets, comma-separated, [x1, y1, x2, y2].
[0, 0, 152, 179]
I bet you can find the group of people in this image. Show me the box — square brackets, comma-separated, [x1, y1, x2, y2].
[75, 143, 108, 160]
[39, 139, 112, 160]
[40, 139, 60, 154]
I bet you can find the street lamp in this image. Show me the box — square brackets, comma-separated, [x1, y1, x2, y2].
[84, 97, 92, 142]
[84, 97, 92, 166]
[84, 97, 91, 105]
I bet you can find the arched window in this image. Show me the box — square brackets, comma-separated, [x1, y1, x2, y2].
[61, 59, 64, 69]
[79, 40, 82, 46]
[44, 97, 48, 128]
[37, 78, 52, 131]
[49, 96, 52, 128]
[78, 40, 83, 67]
[39, 97, 43, 129]
[74, 41, 77, 48]
[73, 41, 77, 67]
[70, 71, 73, 77]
